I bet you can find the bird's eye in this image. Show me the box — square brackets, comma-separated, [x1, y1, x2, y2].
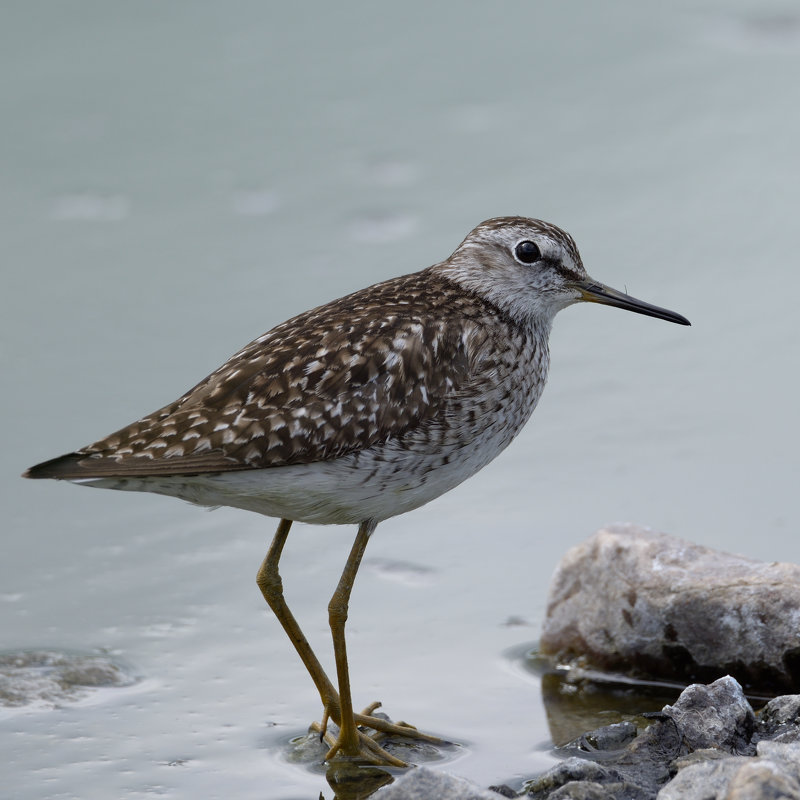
[514, 240, 541, 264]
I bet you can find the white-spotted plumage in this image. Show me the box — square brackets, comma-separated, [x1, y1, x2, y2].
[26, 217, 690, 521]
[27, 216, 692, 524]
[27, 218, 571, 516]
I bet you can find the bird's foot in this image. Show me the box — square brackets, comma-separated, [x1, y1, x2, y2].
[311, 701, 442, 768]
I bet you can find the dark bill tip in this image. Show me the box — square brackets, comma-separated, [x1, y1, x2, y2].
[575, 280, 691, 326]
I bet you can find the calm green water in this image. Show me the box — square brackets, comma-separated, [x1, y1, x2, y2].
[3, 2, 799, 798]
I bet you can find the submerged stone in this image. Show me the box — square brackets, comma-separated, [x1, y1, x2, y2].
[0, 649, 136, 708]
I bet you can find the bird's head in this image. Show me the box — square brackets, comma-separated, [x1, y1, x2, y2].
[439, 216, 690, 329]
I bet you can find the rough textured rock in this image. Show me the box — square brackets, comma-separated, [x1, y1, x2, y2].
[548, 781, 653, 800]
[656, 757, 749, 800]
[724, 761, 800, 800]
[376, 767, 506, 799]
[662, 676, 755, 754]
[522, 678, 800, 799]
[659, 741, 800, 800]
[755, 741, 800, 782]
[757, 695, 800, 743]
[540, 525, 800, 692]
[523, 758, 658, 799]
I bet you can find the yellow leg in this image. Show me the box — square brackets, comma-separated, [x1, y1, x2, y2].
[256, 519, 340, 714]
[256, 518, 441, 766]
[325, 519, 375, 759]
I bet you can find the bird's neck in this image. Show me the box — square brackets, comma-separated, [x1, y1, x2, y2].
[431, 260, 560, 338]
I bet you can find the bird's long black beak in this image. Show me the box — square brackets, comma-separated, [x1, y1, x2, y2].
[574, 279, 691, 326]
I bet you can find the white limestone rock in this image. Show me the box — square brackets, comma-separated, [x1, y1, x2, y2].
[541, 525, 800, 692]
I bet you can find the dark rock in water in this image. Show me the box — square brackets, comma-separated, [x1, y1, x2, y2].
[487, 785, 517, 798]
[0, 649, 136, 708]
[580, 721, 638, 751]
[540, 525, 800, 693]
[757, 694, 800, 743]
[518, 677, 800, 800]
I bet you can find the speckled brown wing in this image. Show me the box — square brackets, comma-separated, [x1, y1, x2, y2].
[26, 269, 488, 479]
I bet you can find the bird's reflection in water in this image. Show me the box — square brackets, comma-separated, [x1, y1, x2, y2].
[324, 761, 395, 800]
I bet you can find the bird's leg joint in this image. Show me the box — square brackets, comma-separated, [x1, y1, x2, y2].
[327, 591, 349, 632]
[256, 560, 284, 608]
